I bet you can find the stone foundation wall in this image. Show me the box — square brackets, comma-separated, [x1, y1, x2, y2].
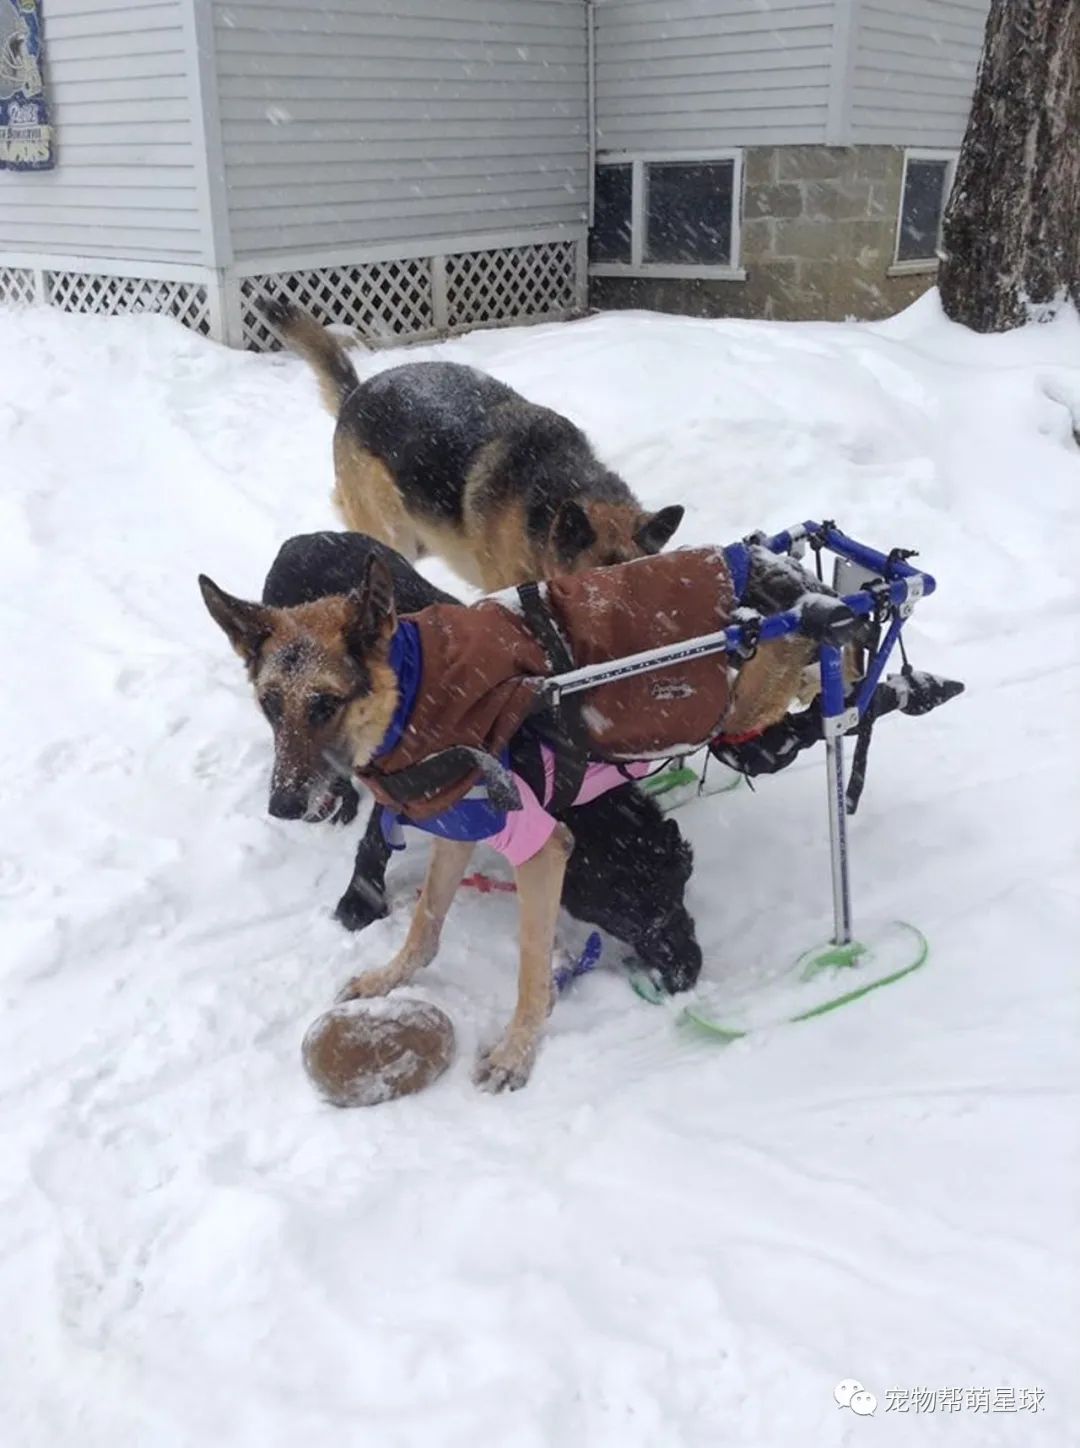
[590, 145, 935, 323]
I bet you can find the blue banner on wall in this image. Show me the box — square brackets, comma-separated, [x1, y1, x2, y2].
[1, 0, 53, 171]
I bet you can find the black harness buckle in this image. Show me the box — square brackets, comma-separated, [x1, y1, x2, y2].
[732, 612, 762, 661]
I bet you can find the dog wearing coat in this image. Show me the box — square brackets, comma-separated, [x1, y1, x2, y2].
[255, 530, 702, 1001]
[200, 540, 822, 1091]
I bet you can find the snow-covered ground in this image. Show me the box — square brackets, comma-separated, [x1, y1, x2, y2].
[1, 296, 1077, 1447]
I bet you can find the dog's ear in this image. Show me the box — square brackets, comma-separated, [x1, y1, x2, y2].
[552, 499, 597, 560]
[634, 504, 685, 555]
[199, 575, 272, 665]
[345, 554, 397, 657]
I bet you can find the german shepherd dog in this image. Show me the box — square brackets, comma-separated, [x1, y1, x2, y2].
[258, 298, 685, 590]
[201, 532, 702, 1089]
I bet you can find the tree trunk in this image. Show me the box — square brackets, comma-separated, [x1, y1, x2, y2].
[939, 0, 1080, 331]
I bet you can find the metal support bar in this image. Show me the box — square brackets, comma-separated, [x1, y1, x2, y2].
[819, 645, 854, 945]
[764, 520, 936, 600]
[585, 0, 597, 230]
[856, 611, 905, 714]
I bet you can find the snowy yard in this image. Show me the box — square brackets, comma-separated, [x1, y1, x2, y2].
[1, 297, 1077, 1446]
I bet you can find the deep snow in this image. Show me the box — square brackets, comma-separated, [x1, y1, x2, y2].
[1, 296, 1078, 1447]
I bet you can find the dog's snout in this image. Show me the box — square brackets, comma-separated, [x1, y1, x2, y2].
[268, 787, 307, 820]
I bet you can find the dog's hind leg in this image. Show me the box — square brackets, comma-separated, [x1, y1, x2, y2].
[722, 636, 816, 739]
[561, 790, 702, 994]
[332, 433, 420, 560]
[336, 837, 474, 1001]
[335, 807, 392, 932]
[474, 824, 573, 1092]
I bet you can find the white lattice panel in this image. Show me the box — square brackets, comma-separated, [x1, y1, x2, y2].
[242, 242, 581, 350]
[44, 272, 212, 336]
[240, 258, 434, 351]
[445, 241, 578, 329]
[0, 266, 37, 306]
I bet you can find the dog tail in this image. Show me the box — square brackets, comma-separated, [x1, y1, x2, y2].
[256, 297, 364, 416]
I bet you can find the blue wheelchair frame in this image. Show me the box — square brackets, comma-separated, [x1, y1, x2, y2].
[543, 521, 943, 951]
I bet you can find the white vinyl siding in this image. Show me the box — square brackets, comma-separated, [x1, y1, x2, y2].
[0, 0, 206, 263]
[212, 0, 589, 261]
[849, 0, 986, 146]
[593, 0, 836, 151]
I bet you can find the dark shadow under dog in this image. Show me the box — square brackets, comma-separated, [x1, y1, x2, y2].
[262, 530, 702, 993]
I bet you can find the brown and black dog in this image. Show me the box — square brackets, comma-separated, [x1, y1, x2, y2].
[254, 531, 703, 1010]
[258, 298, 684, 590]
[199, 542, 830, 1092]
[201, 555, 578, 1090]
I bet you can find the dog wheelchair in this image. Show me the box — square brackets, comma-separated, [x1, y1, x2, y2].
[539, 521, 965, 1033]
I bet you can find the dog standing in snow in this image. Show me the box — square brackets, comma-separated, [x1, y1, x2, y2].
[199, 541, 819, 1091]
[254, 530, 703, 993]
[258, 298, 685, 591]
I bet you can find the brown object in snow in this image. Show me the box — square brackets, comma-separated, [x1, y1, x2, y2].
[302, 999, 455, 1107]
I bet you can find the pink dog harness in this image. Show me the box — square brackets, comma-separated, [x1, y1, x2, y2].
[382, 742, 650, 866]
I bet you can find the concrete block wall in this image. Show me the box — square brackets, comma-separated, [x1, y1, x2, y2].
[590, 145, 934, 323]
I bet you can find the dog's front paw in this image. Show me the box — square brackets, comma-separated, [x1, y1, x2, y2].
[334, 885, 388, 933]
[472, 1034, 538, 1093]
[335, 968, 398, 1003]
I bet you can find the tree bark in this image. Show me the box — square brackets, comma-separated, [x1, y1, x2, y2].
[939, 0, 1080, 331]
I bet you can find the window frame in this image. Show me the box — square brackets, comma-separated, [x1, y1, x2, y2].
[889, 148, 959, 276]
[588, 149, 746, 281]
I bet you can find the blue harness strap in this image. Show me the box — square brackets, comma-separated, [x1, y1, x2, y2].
[381, 775, 511, 850]
[377, 619, 512, 846]
[374, 620, 422, 759]
[722, 541, 751, 603]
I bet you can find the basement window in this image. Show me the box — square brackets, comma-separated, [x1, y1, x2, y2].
[589, 151, 744, 279]
[591, 162, 633, 264]
[893, 150, 958, 269]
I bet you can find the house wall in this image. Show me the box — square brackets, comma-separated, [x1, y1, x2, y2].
[591, 0, 986, 152]
[1, 0, 990, 337]
[211, 0, 588, 263]
[592, 0, 837, 151]
[848, 0, 987, 146]
[0, 0, 209, 264]
[739, 144, 921, 319]
[589, 143, 930, 321]
[588, 0, 988, 322]
[0, 0, 590, 345]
